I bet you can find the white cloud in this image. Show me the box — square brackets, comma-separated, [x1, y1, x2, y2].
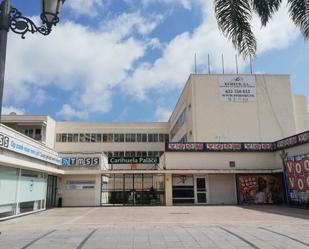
[2, 106, 25, 115]
[57, 104, 88, 119]
[122, 1, 299, 99]
[65, 0, 105, 17]
[155, 105, 171, 121]
[5, 12, 158, 116]
[140, 0, 193, 9]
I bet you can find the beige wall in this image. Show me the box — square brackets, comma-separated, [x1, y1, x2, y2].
[165, 173, 173, 206]
[208, 174, 237, 204]
[164, 152, 279, 171]
[46, 116, 56, 149]
[293, 95, 309, 133]
[59, 175, 100, 206]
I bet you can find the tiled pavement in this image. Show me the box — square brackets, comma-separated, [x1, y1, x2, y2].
[0, 206, 309, 249]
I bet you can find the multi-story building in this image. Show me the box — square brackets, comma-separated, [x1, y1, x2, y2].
[0, 74, 308, 219]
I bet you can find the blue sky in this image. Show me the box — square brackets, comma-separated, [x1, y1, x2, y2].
[3, 0, 309, 121]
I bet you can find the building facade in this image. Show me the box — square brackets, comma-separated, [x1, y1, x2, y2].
[0, 74, 308, 219]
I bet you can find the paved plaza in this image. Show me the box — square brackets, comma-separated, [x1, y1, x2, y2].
[0, 206, 309, 249]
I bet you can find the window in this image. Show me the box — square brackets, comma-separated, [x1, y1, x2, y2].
[125, 151, 135, 157]
[142, 134, 147, 142]
[165, 134, 169, 142]
[171, 108, 186, 139]
[85, 134, 91, 142]
[141, 151, 147, 157]
[148, 134, 154, 142]
[90, 134, 95, 142]
[56, 134, 61, 142]
[96, 134, 102, 142]
[67, 134, 73, 142]
[153, 134, 158, 142]
[148, 151, 154, 157]
[114, 134, 124, 142]
[136, 134, 142, 142]
[73, 134, 79, 142]
[25, 129, 34, 138]
[103, 134, 113, 142]
[130, 134, 136, 142]
[79, 134, 85, 142]
[61, 133, 67, 142]
[159, 134, 165, 142]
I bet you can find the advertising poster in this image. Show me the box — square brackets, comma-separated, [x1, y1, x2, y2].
[238, 174, 283, 204]
[285, 154, 309, 204]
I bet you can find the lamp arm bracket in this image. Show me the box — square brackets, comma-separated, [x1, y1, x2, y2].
[9, 7, 51, 39]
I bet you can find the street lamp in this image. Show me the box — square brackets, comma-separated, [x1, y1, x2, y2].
[0, 0, 65, 119]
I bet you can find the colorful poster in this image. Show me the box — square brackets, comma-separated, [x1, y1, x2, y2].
[238, 174, 283, 204]
[285, 154, 309, 204]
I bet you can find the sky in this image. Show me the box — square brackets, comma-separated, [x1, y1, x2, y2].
[2, 0, 309, 122]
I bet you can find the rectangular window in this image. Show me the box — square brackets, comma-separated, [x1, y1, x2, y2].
[165, 134, 169, 142]
[170, 108, 186, 139]
[136, 134, 142, 142]
[148, 151, 154, 157]
[136, 151, 142, 157]
[125, 151, 135, 157]
[141, 151, 147, 157]
[56, 134, 61, 142]
[142, 134, 147, 142]
[153, 134, 158, 142]
[114, 134, 119, 142]
[61, 133, 67, 142]
[130, 134, 136, 142]
[96, 134, 102, 142]
[91, 134, 96, 142]
[85, 134, 91, 143]
[125, 134, 131, 142]
[148, 134, 154, 142]
[79, 134, 85, 143]
[159, 134, 165, 142]
[73, 134, 79, 142]
[67, 134, 73, 142]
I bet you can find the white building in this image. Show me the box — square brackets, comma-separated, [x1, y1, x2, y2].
[0, 74, 308, 219]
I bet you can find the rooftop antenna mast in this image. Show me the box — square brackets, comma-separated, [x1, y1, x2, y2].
[208, 53, 211, 74]
[194, 53, 197, 74]
[249, 55, 253, 74]
[235, 54, 239, 74]
[221, 54, 225, 74]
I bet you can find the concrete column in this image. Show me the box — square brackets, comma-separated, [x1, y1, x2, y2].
[165, 173, 173, 206]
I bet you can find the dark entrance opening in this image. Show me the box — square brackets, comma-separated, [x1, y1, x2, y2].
[46, 175, 57, 208]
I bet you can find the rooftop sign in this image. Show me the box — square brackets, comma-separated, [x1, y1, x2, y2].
[108, 157, 159, 164]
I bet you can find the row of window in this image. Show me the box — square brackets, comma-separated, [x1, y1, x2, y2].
[56, 133, 169, 143]
[105, 151, 163, 157]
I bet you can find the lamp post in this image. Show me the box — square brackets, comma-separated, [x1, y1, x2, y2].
[0, 0, 65, 120]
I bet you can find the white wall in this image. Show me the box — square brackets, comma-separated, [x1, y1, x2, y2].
[192, 74, 297, 142]
[293, 95, 309, 133]
[164, 152, 279, 170]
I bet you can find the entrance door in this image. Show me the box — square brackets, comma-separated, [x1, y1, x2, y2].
[46, 175, 57, 208]
[195, 177, 207, 204]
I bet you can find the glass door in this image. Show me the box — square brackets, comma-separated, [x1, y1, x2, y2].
[195, 177, 207, 204]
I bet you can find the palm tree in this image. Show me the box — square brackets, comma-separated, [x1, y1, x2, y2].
[214, 0, 309, 58]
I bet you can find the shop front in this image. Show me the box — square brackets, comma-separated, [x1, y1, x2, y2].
[101, 173, 165, 206]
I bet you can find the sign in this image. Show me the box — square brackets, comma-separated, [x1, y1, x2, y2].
[61, 155, 100, 167]
[108, 157, 159, 164]
[285, 154, 309, 204]
[238, 174, 283, 204]
[0, 132, 61, 165]
[166, 142, 274, 152]
[219, 75, 256, 102]
[166, 131, 309, 153]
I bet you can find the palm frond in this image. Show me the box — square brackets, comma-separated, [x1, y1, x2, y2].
[214, 0, 257, 58]
[252, 0, 282, 26]
[288, 0, 309, 39]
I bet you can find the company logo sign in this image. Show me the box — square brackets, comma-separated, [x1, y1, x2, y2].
[61, 156, 100, 167]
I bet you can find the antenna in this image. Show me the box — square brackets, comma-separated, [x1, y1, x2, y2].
[221, 54, 225, 74]
[235, 54, 239, 74]
[249, 55, 253, 74]
[208, 54, 211, 74]
[194, 53, 197, 74]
